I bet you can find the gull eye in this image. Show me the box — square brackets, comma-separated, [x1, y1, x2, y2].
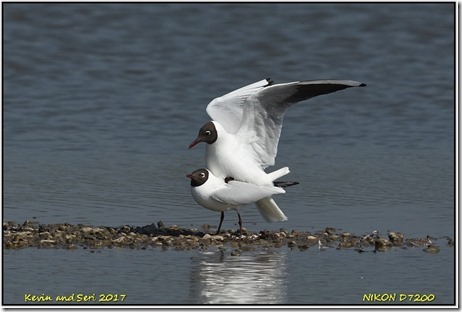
[204, 130, 211, 136]
[200, 172, 206, 178]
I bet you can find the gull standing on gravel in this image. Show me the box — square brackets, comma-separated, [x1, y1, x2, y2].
[186, 168, 297, 234]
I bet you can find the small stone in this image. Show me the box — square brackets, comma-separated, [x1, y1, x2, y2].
[39, 232, 51, 239]
[388, 231, 404, 246]
[375, 238, 392, 252]
[40, 239, 56, 244]
[327, 234, 339, 240]
[58, 225, 67, 231]
[259, 230, 271, 240]
[288, 241, 297, 248]
[118, 225, 132, 234]
[112, 236, 126, 243]
[325, 227, 336, 235]
[65, 234, 76, 241]
[423, 244, 440, 253]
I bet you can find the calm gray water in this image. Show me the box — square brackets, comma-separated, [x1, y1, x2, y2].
[3, 3, 455, 306]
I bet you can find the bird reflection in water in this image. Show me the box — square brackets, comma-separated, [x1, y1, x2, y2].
[190, 250, 288, 304]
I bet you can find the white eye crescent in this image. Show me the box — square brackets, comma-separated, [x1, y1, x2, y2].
[205, 130, 211, 136]
[200, 173, 205, 178]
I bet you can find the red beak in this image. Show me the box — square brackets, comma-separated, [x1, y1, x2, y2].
[186, 173, 193, 179]
[188, 139, 200, 149]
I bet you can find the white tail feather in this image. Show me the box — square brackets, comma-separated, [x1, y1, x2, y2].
[267, 167, 290, 182]
[256, 197, 288, 222]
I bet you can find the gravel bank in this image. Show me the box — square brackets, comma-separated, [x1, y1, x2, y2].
[3, 220, 453, 253]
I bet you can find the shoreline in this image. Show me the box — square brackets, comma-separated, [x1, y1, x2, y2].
[3, 220, 453, 253]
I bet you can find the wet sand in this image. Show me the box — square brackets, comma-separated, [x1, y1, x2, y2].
[3, 220, 453, 253]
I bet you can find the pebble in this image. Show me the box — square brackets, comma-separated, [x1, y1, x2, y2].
[287, 241, 297, 248]
[375, 238, 393, 252]
[388, 231, 404, 246]
[423, 244, 440, 253]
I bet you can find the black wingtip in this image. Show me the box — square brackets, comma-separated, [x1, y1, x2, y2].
[266, 78, 275, 86]
[359, 83, 367, 87]
[274, 181, 300, 188]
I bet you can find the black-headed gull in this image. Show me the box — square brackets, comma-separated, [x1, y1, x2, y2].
[189, 78, 366, 221]
[186, 168, 297, 234]
[189, 78, 366, 176]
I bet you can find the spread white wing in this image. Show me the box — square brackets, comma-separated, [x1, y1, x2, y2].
[211, 181, 285, 206]
[237, 79, 366, 167]
[208, 79, 366, 168]
[206, 79, 272, 134]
